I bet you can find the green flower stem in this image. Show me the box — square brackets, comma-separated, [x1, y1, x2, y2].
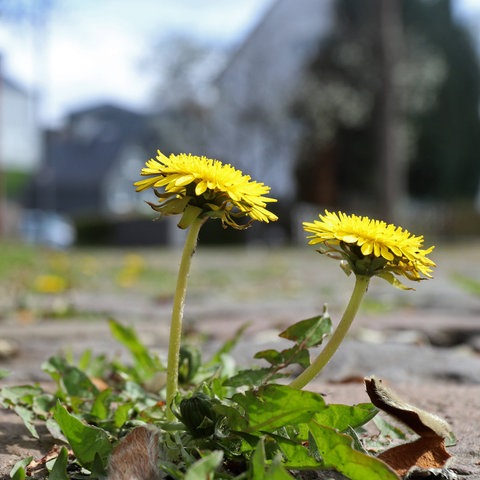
[289, 274, 370, 389]
[166, 218, 204, 420]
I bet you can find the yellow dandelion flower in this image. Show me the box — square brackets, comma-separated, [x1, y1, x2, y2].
[34, 274, 68, 294]
[134, 151, 278, 229]
[303, 210, 435, 288]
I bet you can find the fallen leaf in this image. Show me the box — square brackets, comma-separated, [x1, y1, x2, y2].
[365, 376, 454, 440]
[377, 436, 451, 477]
[365, 376, 455, 477]
[27, 445, 74, 476]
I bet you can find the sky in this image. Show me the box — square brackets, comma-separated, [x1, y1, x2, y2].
[0, 0, 479, 128]
[0, 0, 273, 127]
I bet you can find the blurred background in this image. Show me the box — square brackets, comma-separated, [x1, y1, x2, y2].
[1, 0, 480, 247]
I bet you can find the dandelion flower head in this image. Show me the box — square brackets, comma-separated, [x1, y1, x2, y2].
[303, 210, 436, 288]
[134, 151, 278, 229]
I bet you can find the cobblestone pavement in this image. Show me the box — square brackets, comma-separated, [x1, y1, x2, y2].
[1, 240, 480, 478]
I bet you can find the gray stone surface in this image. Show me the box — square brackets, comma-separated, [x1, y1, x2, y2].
[1, 241, 480, 478]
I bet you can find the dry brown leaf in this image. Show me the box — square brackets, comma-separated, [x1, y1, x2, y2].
[91, 376, 109, 391]
[365, 376, 454, 477]
[27, 445, 74, 476]
[378, 435, 451, 477]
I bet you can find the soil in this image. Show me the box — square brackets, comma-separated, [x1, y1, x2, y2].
[1, 242, 480, 478]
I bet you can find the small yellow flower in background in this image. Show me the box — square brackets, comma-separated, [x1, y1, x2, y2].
[34, 274, 68, 294]
[124, 253, 146, 270]
[79, 255, 99, 277]
[116, 253, 146, 288]
[303, 210, 436, 289]
[134, 151, 278, 229]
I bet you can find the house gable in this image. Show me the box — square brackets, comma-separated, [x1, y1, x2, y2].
[205, 0, 334, 198]
[25, 103, 157, 220]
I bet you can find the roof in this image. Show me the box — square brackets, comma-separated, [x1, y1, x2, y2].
[216, 0, 334, 104]
[205, 0, 334, 197]
[50, 104, 151, 185]
[24, 103, 157, 217]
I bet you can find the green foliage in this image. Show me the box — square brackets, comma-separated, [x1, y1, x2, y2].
[0, 316, 396, 479]
[48, 446, 69, 480]
[451, 273, 480, 297]
[308, 421, 398, 479]
[9, 456, 33, 480]
[53, 403, 112, 475]
[4, 170, 31, 198]
[108, 318, 164, 381]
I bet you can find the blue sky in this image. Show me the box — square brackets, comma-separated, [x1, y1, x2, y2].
[0, 0, 273, 126]
[0, 0, 478, 128]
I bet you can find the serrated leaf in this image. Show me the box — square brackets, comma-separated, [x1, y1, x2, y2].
[223, 368, 285, 388]
[308, 421, 400, 480]
[254, 347, 311, 369]
[232, 384, 327, 433]
[279, 347, 311, 369]
[314, 403, 378, 432]
[268, 432, 322, 469]
[53, 402, 112, 473]
[279, 310, 332, 347]
[254, 349, 283, 365]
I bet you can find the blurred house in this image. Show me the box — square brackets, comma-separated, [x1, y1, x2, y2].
[175, 0, 335, 242]
[198, 0, 480, 235]
[23, 103, 170, 245]
[0, 61, 42, 237]
[204, 0, 334, 203]
[140, 0, 335, 243]
[0, 68, 42, 174]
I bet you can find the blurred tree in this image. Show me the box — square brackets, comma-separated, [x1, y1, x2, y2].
[145, 35, 227, 111]
[293, 0, 480, 217]
[407, 0, 480, 201]
[375, 0, 406, 221]
[144, 35, 228, 155]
